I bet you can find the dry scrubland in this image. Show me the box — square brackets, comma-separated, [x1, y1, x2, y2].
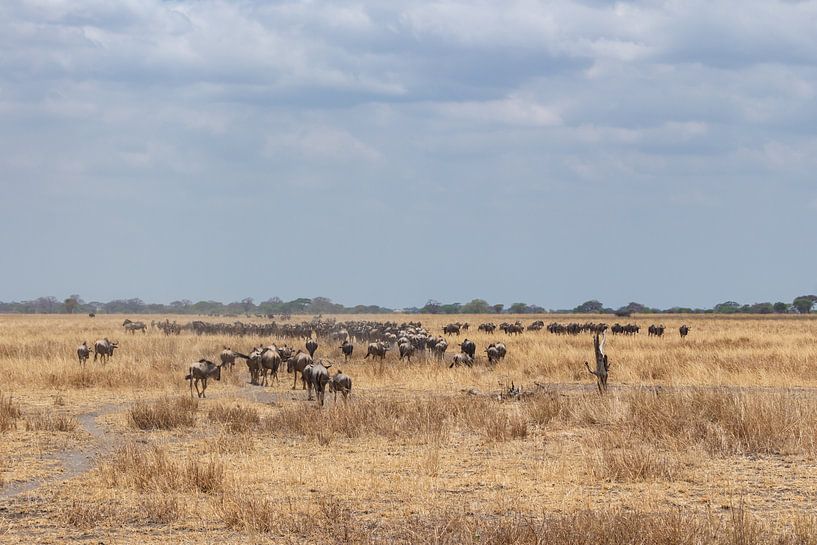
[1, 314, 817, 544]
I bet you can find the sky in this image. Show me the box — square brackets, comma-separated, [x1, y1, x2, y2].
[1, 0, 816, 310]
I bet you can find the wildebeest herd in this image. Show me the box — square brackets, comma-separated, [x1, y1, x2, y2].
[76, 317, 693, 401]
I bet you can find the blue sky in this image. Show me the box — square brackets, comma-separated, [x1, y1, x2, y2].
[1, 0, 816, 309]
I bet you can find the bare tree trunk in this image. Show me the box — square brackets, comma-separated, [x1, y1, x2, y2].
[584, 332, 609, 393]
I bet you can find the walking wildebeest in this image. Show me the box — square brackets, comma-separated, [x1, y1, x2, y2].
[303, 360, 332, 405]
[486, 344, 500, 365]
[122, 319, 147, 334]
[398, 342, 415, 362]
[286, 350, 314, 390]
[494, 342, 507, 360]
[93, 338, 118, 363]
[679, 325, 690, 338]
[185, 359, 222, 398]
[329, 370, 352, 402]
[259, 346, 283, 386]
[443, 323, 461, 336]
[340, 340, 353, 361]
[220, 347, 250, 370]
[306, 338, 318, 358]
[363, 342, 389, 361]
[246, 347, 264, 385]
[77, 341, 91, 366]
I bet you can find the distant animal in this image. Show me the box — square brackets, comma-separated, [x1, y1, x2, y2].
[77, 342, 91, 366]
[185, 359, 222, 398]
[93, 338, 118, 363]
[363, 342, 389, 361]
[449, 352, 474, 368]
[329, 370, 352, 402]
[122, 319, 147, 334]
[340, 340, 353, 361]
[648, 324, 666, 337]
[443, 323, 462, 336]
[679, 325, 690, 338]
[306, 338, 319, 358]
[88, 313, 95, 318]
[286, 350, 314, 390]
[478, 323, 496, 334]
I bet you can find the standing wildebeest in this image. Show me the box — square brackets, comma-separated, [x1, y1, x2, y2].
[88, 313, 95, 318]
[185, 359, 222, 398]
[286, 350, 314, 390]
[246, 347, 264, 385]
[679, 325, 690, 338]
[494, 342, 507, 360]
[486, 344, 500, 365]
[478, 323, 497, 334]
[122, 319, 147, 334]
[648, 324, 666, 337]
[584, 332, 610, 394]
[340, 340, 354, 361]
[329, 370, 352, 402]
[443, 323, 462, 336]
[77, 341, 91, 366]
[363, 342, 389, 361]
[305, 338, 319, 358]
[93, 338, 118, 363]
[433, 339, 448, 361]
[460, 339, 476, 360]
[449, 352, 474, 368]
[220, 347, 250, 370]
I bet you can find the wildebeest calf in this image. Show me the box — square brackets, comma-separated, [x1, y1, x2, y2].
[77, 341, 91, 366]
[329, 370, 352, 402]
[185, 359, 222, 398]
[340, 340, 353, 361]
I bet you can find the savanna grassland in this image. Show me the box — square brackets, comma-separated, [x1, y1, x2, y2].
[1, 313, 817, 544]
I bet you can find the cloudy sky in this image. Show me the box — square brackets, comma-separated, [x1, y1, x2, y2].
[1, 0, 816, 309]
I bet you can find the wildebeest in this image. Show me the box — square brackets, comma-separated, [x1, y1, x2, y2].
[259, 346, 283, 386]
[494, 342, 507, 360]
[460, 338, 476, 360]
[340, 340, 353, 361]
[306, 338, 319, 358]
[679, 325, 690, 338]
[486, 344, 500, 365]
[449, 352, 474, 368]
[648, 324, 666, 337]
[363, 342, 389, 361]
[398, 342, 415, 362]
[478, 323, 496, 334]
[77, 341, 91, 366]
[122, 319, 147, 334]
[584, 332, 610, 394]
[443, 323, 462, 336]
[88, 313, 95, 318]
[185, 359, 222, 398]
[433, 339, 448, 361]
[329, 370, 352, 402]
[246, 347, 264, 385]
[220, 347, 250, 370]
[93, 338, 118, 363]
[286, 350, 314, 390]
[302, 360, 332, 405]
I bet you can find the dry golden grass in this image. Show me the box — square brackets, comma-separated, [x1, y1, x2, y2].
[1, 312, 817, 544]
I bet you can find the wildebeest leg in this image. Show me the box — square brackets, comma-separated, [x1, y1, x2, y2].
[202, 378, 208, 398]
[292, 371, 298, 390]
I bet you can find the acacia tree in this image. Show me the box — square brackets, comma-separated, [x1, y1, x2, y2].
[793, 295, 817, 314]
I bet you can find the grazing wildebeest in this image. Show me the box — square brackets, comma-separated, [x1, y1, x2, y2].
[584, 332, 610, 394]
[486, 344, 500, 365]
[478, 323, 497, 334]
[220, 347, 250, 370]
[306, 338, 319, 358]
[329, 370, 352, 402]
[93, 338, 118, 363]
[340, 340, 353, 361]
[122, 319, 147, 334]
[77, 341, 91, 366]
[449, 352, 474, 368]
[443, 323, 461, 336]
[460, 339, 476, 360]
[363, 342, 389, 361]
[679, 325, 690, 338]
[398, 342, 415, 362]
[185, 359, 222, 398]
[286, 350, 314, 390]
[259, 346, 283, 386]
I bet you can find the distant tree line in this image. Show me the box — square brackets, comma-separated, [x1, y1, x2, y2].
[1, 295, 816, 315]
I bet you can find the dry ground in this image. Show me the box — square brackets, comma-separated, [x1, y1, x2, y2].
[1, 313, 817, 544]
